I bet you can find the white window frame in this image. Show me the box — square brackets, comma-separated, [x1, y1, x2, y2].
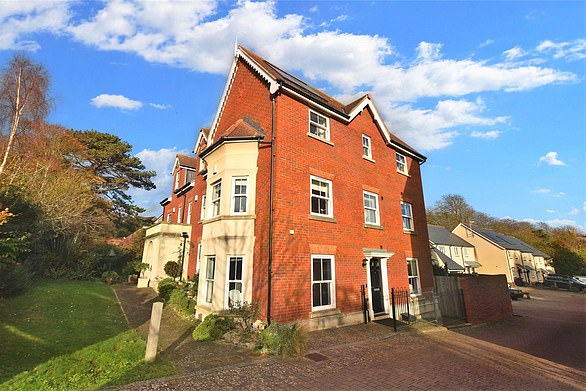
[401, 201, 414, 231]
[166, 212, 171, 222]
[205, 256, 216, 304]
[311, 254, 336, 311]
[407, 258, 421, 296]
[231, 176, 248, 215]
[363, 190, 380, 226]
[186, 202, 192, 225]
[174, 172, 180, 189]
[177, 206, 182, 223]
[362, 134, 372, 159]
[396, 152, 407, 175]
[308, 110, 330, 141]
[453, 247, 460, 256]
[310, 175, 333, 218]
[225, 256, 245, 309]
[211, 180, 222, 217]
[200, 194, 206, 221]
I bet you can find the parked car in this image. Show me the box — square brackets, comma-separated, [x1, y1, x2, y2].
[571, 277, 586, 291]
[509, 287, 524, 300]
[543, 274, 572, 289]
[544, 274, 586, 291]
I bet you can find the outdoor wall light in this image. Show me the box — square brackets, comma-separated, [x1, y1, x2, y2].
[362, 259, 368, 267]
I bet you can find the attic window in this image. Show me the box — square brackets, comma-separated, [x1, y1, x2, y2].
[396, 152, 407, 175]
[309, 110, 330, 141]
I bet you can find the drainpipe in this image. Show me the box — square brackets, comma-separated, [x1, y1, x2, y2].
[267, 93, 277, 324]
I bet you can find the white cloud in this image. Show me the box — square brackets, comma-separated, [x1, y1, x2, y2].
[1, 1, 580, 151]
[470, 130, 501, 140]
[552, 192, 566, 198]
[538, 151, 566, 166]
[415, 42, 443, 62]
[149, 102, 170, 110]
[537, 39, 586, 61]
[503, 46, 527, 61]
[320, 14, 348, 27]
[309, 6, 318, 13]
[545, 209, 556, 214]
[0, 1, 71, 51]
[533, 188, 551, 193]
[478, 39, 494, 48]
[90, 94, 143, 110]
[129, 147, 189, 215]
[568, 208, 579, 216]
[521, 217, 584, 232]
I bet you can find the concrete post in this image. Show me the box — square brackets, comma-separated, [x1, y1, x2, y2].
[145, 302, 163, 363]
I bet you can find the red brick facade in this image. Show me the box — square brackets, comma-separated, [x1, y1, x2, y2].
[458, 274, 513, 324]
[156, 47, 433, 326]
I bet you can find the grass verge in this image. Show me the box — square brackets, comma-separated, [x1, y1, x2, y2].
[0, 280, 174, 389]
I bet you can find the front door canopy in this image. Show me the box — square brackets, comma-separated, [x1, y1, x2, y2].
[363, 248, 395, 259]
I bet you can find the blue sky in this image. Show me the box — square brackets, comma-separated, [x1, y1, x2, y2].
[1, 1, 584, 231]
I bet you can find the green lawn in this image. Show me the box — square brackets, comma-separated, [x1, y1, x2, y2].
[0, 280, 174, 389]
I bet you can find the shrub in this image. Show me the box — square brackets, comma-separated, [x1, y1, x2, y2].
[157, 278, 178, 301]
[192, 314, 234, 342]
[0, 261, 32, 297]
[260, 322, 307, 356]
[226, 301, 260, 333]
[101, 271, 119, 283]
[164, 261, 181, 279]
[168, 288, 196, 318]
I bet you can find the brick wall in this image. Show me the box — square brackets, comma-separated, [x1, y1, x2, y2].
[269, 92, 432, 322]
[458, 274, 513, 324]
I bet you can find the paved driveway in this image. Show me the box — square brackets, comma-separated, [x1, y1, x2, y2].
[456, 287, 586, 370]
[122, 323, 585, 390]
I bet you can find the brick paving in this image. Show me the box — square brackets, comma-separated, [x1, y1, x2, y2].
[119, 324, 585, 391]
[114, 285, 585, 391]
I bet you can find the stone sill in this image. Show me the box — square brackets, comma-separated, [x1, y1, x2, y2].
[363, 155, 376, 163]
[309, 215, 337, 224]
[365, 224, 384, 230]
[307, 132, 334, 146]
[310, 308, 341, 319]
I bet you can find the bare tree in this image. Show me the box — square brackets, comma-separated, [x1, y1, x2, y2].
[0, 55, 50, 177]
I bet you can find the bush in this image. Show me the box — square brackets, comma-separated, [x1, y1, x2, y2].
[260, 322, 307, 356]
[226, 302, 260, 333]
[168, 288, 196, 319]
[157, 278, 178, 301]
[101, 271, 119, 283]
[164, 261, 181, 279]
[192, 314, 234, 342]
[0, 262, 33, 297]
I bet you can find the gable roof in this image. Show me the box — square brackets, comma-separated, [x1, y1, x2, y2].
[428, 224, 473, 247]
[201, 116, 265, 158]
[458, 224, 550, 257]
[207, 45, 426, 162]
[194, 128, 209, 155]
[431, 248, 465, 271]
[176, 154, 198, 170]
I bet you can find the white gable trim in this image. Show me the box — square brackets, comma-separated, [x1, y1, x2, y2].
[207, 47, 280, 145]
[205, 47, 424, 162]
[194, 129, 208, 155]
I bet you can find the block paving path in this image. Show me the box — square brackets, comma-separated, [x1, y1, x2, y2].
[114, 285, 585, 391]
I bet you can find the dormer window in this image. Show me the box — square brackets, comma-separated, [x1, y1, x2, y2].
[396, 152, 407, 175]
[362, 135, 372, 159]
[185, 169, 196, 185]
[309, 110, 329, 141]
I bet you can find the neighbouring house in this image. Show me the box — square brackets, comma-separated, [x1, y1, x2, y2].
[427, 224, 480, 274]
[141, 152, 208, 288]
[141, 45, 433, 329]
[452, 224, 553, 286]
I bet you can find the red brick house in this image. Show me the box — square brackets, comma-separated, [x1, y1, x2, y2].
[142, 46, 433, 329]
